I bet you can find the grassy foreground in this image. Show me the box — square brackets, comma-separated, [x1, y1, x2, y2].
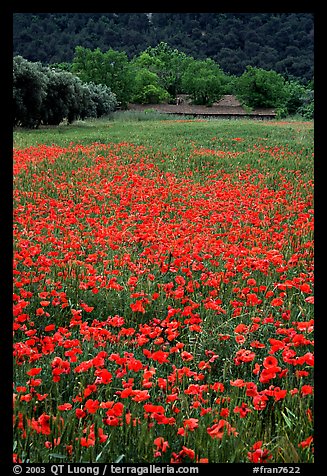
[13, 114, 314, 463]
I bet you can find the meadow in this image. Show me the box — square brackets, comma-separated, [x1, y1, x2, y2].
[13, 113, 314, 464]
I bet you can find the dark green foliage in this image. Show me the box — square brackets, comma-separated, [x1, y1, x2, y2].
[283, 80, 309, 116]
[13, 56, 47, 128]
[296, 87, 314, 120]
[13, 13, 314, 82]
[233, 67, 314, 118]
[14, 38, 314, 127]
[235, 66, 287, 109]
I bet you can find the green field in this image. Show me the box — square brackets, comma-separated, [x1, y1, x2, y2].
[13, 114, 314, 463]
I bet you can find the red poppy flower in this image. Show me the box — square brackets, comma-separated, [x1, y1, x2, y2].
[234, 348, 256, 365]
[181, 351, 193, 361]
[94, 368, 113, 384]
[58, 403, 72, 411]
[271, 297, 284, 307]
[263, 356, 278, 368]
[154, 437, 169, 453]
[301, 384, 313, 396]
[207, 419, 237, 439]
[26, 368, 42, 376]
[230, 379, 245, 387]
[150, 350, 169, 364]
[144, 404, 165, 414]
[130, 300, 146, 313]
[234, 402, 252, 418]
[75, 408, 86, 419]
[248, 441, 273, 462]
[298, 436, 313, 448]
[180, 446, 195, 460]
[84, 399, 99, 414]
[183, 418, 199, 431]
[132, 390, 150, 402]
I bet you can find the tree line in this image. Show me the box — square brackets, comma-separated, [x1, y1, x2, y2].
[13, 13, 314, 82]
[13, 56, 117, 128]
[66, 43, 314, 117]
[13, 42, 314, 128]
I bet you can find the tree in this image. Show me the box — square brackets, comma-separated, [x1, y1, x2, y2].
[235, 66, 287, 108]
[14, 13, 314, 81]
[282, 79, 308, 115]
[71, 46, 106, 84]
[13, 56, 117, 128]
[139, 42, 191, 97]
[41, 68, 77, 125]
[13, 56, 47, 128]
[294, 80, 314, 119]
[72, 46, 133, 106]
[129, 68, 169, 104]
[84, 82, 117, 118]
[181, 58, 228, 105]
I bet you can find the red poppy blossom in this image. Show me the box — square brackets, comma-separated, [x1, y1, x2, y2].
[154, 437, 169, 453]
[26, 368, 42, 376]
[132, 390, 150, 402]
[248, 441, 273, 463]
[183, 418, 199, 431]
[58, 403, 72, 411]
[94, 368, 113, 384]
[263, 355, 279, 368]
[144, 403, 165, 414]
[234, 402, 252, 418]
[234, 349, 256, 365]
[207, 419, 238, 439]
[150, 350, 169, 364]
[298, 436, 313, 448]
[84, 399, 100, 414]
[301, 384, 313, 396]
[271, 297, 284, 307]
[181, 351, 193, 361]
[130, 300, 146, 313]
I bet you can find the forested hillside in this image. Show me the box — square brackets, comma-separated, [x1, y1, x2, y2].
[13, 13, 314, 81]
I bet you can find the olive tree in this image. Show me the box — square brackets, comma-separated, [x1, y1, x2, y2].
[85, 82, 117, 117]
[13, 56, 118, 128]
[41, 68, 77, 125]
[13, 56, 47, 128]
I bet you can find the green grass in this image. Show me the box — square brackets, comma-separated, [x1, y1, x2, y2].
[13, 113, 313, 152]
[14, 114, 313, 183]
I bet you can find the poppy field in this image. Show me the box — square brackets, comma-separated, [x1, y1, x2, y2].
[13, 117, 314, 464]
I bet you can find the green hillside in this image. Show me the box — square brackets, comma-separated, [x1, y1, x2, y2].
[13, 13, 314, 81]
